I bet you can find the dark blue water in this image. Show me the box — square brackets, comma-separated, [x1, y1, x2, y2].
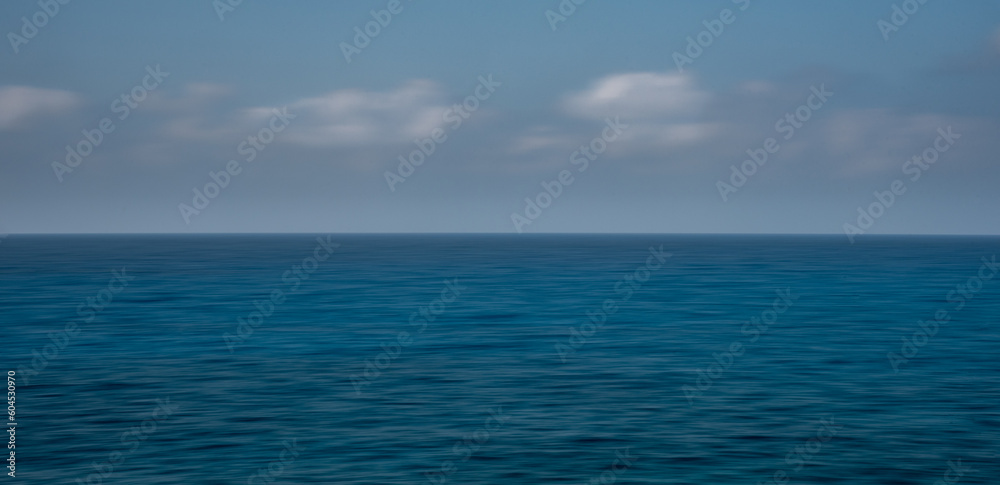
[2, 235, 998, 484]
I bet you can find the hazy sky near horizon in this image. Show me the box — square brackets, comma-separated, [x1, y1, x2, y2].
[1, 0, 999, 234]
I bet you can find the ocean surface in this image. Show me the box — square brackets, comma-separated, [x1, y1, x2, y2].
[2, 234, 999, 484]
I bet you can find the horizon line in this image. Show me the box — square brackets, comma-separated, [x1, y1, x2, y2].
[2, 232, 999, 237]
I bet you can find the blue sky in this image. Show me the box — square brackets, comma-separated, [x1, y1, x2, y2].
[1, 0, 999, 234]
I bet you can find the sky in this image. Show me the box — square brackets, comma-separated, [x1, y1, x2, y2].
[1, 0, 999, 234]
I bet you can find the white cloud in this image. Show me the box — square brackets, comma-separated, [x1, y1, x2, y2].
[819, 109, 955, 177]
[158, 80, 450, 147]
[562, 72, 710, 120]
[0, 86, 81, 130]
[283, 79, 448, 146]
[555, 72, 716, 152]
[532, 70, 986, 183]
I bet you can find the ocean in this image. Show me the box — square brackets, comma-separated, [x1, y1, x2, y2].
[2, 234, 998, 484]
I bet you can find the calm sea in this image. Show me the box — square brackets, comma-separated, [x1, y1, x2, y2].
[2, 235, 998, 484]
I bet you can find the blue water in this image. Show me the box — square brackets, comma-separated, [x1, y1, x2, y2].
[2, 235, 999, 484]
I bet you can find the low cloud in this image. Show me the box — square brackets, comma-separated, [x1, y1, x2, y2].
[819, 109, 956, 178]
[562, 72, 710, 120]
[0, 86, 81, 130]
[508, 72, 717, 156]
[283, 79, 448, 147]
[508, 70, 994, 187]
[157, 80, 449, 147]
